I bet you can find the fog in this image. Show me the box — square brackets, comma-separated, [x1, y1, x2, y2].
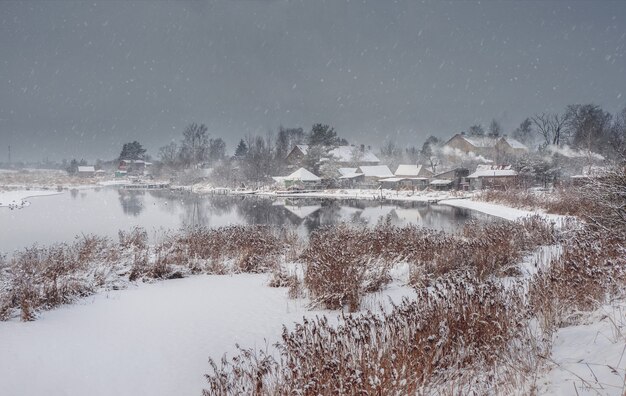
[1, 0, 625, 162]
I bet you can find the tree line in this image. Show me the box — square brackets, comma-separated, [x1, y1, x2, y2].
[111, 102, 625, 186]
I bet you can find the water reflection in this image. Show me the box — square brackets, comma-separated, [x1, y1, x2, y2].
[0, 188, 491, 254]
[118, 190, 145, 217]
[141, 191, 488, 234]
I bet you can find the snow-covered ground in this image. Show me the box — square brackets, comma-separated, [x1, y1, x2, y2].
[537, 302, 626, 395]
[0, 186, 620, 395]
[0, 274, 414, 396]
[0, 189, 62, 209]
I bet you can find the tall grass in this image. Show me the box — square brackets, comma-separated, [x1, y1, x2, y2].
[302, 216, 555, 311]
[0, 225, 295, 321]
[205, 274, 541, 395]
[204, 222, 626, 395]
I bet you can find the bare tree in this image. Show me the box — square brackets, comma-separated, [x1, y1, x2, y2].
[180, 123, 210, 169]
[531, 113, 568, 147]
[158, 142, 179, 167]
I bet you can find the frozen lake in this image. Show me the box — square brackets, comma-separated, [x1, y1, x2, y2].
[0, 187, 491, 254]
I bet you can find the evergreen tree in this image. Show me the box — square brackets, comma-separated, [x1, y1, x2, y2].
[119, 141, 146, 160]
[234, 139, 248, 158]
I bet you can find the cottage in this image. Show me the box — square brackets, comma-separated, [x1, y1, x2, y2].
[467, 165, 518, 190]
[273, 167, 321, 189]
[570, 166, 610, 186]
[119, 159, 152, 175]
[430, 168, 470, 190]
[285, 145, 309, 165]
[358, 165, 394, 183]
[393, 164, 433, 189]
[77, 166, 95, 177]
[442, 133, 527, 162]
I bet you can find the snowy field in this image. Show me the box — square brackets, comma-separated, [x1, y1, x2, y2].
[0, 274, 413, 396]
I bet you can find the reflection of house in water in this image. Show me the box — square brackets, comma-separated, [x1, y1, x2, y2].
[282, 204, 321, 219]
[118, 190, 145, 216]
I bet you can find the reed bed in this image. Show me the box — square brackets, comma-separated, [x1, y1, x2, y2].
[302, 215, 556, 311]
[0, 225, 295, 321]
[204, 221, 626, 395]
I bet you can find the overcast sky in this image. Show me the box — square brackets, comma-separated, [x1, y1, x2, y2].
[1, 0, 625, 162]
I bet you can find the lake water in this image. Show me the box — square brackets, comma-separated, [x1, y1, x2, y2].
[0, 187, 492, 254]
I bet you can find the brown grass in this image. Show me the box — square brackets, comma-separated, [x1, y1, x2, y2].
[0, 225, 296, 321]
[204, 221, 626, 395]
[204, 274, 537, 395]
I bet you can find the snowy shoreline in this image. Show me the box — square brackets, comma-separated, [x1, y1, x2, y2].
[0, 189, 63, 209]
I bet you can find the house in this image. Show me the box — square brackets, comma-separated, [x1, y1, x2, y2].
[77, 166, 95, 177]
[442, 133, 528, 162]
[570, 166, 610, 186]
[286, 145, 309, 165]
[118, 159, 152, 175]
[467, 165, 519, 190]
[430, 168, 470, 190]
[393, 164, 433, 189]
[358, 165, 394, 183]
[336, 168, 365, 187]
[272, 167, 321, 189]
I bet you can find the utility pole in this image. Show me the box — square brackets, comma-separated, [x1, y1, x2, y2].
[7, 145, 10, 166]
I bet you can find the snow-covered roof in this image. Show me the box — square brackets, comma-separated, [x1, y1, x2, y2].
[468, 169, 518, 178]
[284, 167, 321, 182]
[475, 164, 512, 172]
[571, 166, 610, 179]
[338, 167, 358, 176]
[77, 166, 95, 172]
[295, 145, 309, 155]
[380, 177, 406, 183]
[329, 146, 380, 163]
[502, 137, 527, 150]
[339, 172, 364, 179]
[358, 165, 394, 178]
[395, 164, 423, 177]
[461, 136, 497, 148]
[430, 179, 452, 185]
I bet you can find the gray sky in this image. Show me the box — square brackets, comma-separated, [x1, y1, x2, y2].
[1, 0, 625, 162]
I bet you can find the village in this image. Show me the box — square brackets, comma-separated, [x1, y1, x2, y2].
[1, 1, 626, 395]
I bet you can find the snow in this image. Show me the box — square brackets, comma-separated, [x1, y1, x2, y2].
[503, 136, 528, 150]
[440, 198, 535, 221]
[0, 274, 413, 396]
[0, 189, 62, 208]
[277, 167, 321, 182]
[77, 166, 95, 173]
[329, 145, 380, 163]
[338, 167, 358, 176]
[358, 165, 394, 178]
[429, 179, 452, 185]
[467, 169, 518, 178]
[538, 302, 626, 395]
[461, 135, 498, 148]
[394, 164, 429, 177]
[295, 144, 309, 155]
